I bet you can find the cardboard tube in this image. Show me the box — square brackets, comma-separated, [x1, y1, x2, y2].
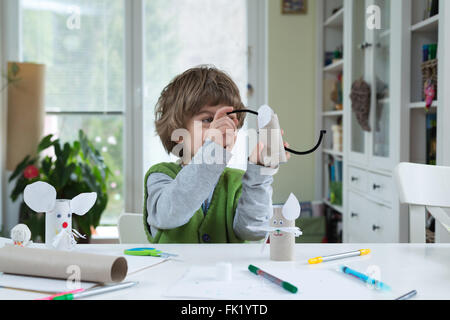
[260, 114, 288, 168]
[0, 245, 128, 283]
[270, 208, 295, 261]
[6, 62, 46, 171]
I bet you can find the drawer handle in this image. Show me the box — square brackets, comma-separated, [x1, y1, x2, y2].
[351, 212, 359, 218]
[351, 176, 359, 182]
[372, 184, 382, 190]
[372, 225, 381, 231]
[359, 42, 373, 50]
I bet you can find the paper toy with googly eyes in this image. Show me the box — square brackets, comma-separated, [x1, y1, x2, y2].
[23, 181, 97, 250]
[10, 224, 32, 247]
[247, 193, 302, 261]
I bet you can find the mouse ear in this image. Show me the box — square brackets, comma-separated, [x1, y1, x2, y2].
[24, 182, 57, 213]
[282, 193, 301, 221]
[70, 193, 97, 216]
[257, 105, 274, 129]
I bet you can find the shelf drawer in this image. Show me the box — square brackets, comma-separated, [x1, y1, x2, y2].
[347, 192, 367, 243]
[367, 172, 393, 204]
[348, 166, 367, 193]
[347, 192, 395, 243]
[366, 202, 395, 243]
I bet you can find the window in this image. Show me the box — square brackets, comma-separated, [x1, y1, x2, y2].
[143, 0, 249, 172]
[14, 0, 260, 228]
[21, 0, 125, 225]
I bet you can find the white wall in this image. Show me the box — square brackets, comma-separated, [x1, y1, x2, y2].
[268, 0, 317, 203]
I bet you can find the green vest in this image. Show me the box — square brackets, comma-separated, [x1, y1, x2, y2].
[143, 162, 246, 243]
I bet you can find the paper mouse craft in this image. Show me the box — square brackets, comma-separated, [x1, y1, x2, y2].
[247, 193, 302, 261]
[11, 224, 32, 247]
[228, 105, 326, 168]
[24, 181, 97, 250]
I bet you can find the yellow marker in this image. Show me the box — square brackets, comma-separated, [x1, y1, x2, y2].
[308, 249, 371, 264]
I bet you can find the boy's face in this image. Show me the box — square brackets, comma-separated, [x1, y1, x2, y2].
[182, 104, 239, 160]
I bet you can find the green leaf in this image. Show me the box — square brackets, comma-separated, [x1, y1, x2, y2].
[37, 134, 55, 153]
[81, 164, 99, 192]
[62, 142, 71, 162]
[60, 163, 76, 188]
[54, 142, 62, 159]
[10, 177, 29, 202]
[40, 156, 53, 177]
[9, 156, 32, 182]
[10, 63, 20, 77]
[72, 141, 81, 157]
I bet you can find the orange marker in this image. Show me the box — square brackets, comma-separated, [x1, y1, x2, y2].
[308, 249, 371, 264]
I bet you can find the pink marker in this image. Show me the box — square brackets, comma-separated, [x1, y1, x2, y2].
[35, 288, 85, 300]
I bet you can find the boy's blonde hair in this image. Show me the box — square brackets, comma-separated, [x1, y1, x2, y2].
[155, 65, 246, 154]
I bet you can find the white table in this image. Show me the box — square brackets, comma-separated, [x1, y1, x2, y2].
[1, 243, 449, 300]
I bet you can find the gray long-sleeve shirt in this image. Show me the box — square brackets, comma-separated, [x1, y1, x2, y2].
[146, 139, 277, 241]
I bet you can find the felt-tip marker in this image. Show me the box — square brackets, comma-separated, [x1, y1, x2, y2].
[338, 266, 391, 291]
[248, 264, 298, 294]
[308, 249, 371, 264]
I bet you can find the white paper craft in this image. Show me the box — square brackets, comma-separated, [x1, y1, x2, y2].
[257, 105, 288, 168]
[24, 181, 97, 250]
[10, 224, 32, 247]
[247, 193, 302, 261]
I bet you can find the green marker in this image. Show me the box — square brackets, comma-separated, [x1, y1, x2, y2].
[248, 265, 298, 294]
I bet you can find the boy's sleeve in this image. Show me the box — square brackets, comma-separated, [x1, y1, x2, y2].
[233, 163, 278, 241]
[146, 140, 233, 231]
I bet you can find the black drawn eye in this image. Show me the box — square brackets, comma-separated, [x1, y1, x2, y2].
[68, 213, 71, 218]
[279, 220, 283, 225]
[57, 214, 61, 218]
[273, 220, 277, 225]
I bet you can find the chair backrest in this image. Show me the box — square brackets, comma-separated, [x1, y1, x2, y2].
[118, 213, 149, 244]
[394, 163, 450, 243]
[394, 162, 450, 207]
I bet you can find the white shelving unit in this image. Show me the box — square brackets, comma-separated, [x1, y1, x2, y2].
[324, 7, 344, 28]
[323, 59, 344, 73]
[410, 14, 439, 32]
[316, 0, 346, 241]
[317, 0, 450, 243]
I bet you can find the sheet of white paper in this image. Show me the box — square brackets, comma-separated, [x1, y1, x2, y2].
[257, 105, 274, 129]
[164, 263, 397, 300]
[0, 237, 12, 247]
[73, 245, 168, 275]
[0, 243, 167, 294]
[282, 193, 301, 221]
[164, 264, 302, 300]
[0, 273, 97, 293]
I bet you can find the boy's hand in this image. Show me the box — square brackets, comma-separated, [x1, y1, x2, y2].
[249, 129, 291, 166]
[204, 106, 239, 151]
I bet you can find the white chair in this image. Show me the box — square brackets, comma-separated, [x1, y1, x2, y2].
[117, 213, 150, 244]
[394, 163, 450, 243]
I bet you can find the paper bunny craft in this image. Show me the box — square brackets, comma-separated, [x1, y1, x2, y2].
[24, 181, 97, 250]
[247, 193, 302, 261]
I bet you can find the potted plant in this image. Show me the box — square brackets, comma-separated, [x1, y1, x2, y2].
[9, 130, 111, 243]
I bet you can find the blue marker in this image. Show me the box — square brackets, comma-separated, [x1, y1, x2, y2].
[339, 265, 391, 291]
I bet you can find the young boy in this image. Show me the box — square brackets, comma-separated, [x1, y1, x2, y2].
[143, 66, 290, 243]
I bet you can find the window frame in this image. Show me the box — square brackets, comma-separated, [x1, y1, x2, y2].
[0, 0, 268, 229]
